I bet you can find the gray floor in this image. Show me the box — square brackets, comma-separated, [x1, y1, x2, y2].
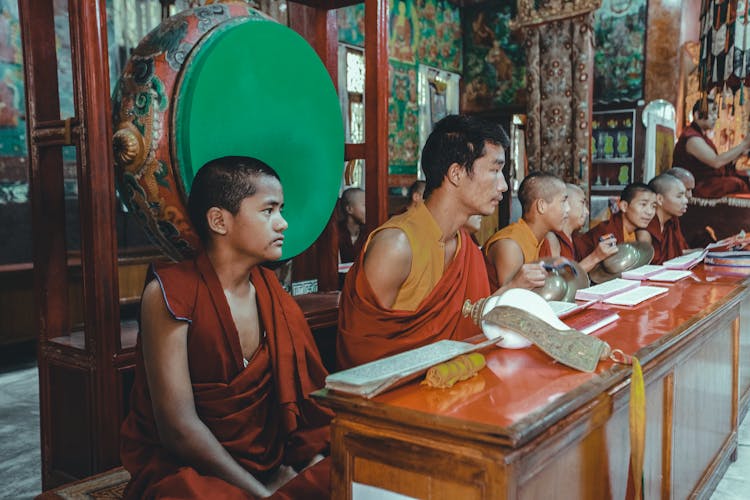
[0, 360, 748, 499]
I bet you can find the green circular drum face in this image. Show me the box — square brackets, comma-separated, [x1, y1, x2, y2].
[174, 18, 344, 259]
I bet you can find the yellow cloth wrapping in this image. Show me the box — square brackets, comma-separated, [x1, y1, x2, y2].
[422, 353, 486, 389]
[628, 356, 646, 500]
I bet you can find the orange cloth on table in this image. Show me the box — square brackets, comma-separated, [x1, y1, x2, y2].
[577, 211, 635, 257]
[483, 218, 544, 291]
[120, 252, 333, 499]
[644, 216, 688, 265]
[336, 205, 489, 369]
[673, 122, 750, 198]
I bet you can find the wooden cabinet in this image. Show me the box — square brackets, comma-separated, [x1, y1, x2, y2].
[315, 269, 749, 499]
[591, 109, 637, 194]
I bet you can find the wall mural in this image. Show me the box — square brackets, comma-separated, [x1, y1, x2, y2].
[462, 3, 526, 112]
[388, 61, 419, 175]
[593, 0, 646, 104]
[338, 0, 461, 180]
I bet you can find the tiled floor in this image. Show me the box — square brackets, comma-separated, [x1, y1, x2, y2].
[0, 353, 748, 499]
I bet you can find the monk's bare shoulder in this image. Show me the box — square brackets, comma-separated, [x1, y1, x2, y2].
[363, 228, 412, 308]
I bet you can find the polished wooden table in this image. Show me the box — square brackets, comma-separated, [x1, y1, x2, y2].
[314, 266, 750, 499]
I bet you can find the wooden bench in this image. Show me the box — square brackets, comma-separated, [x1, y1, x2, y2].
[36, 467, 130, 499]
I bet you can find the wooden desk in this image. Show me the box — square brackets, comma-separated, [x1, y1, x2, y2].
[315, 267, 750, 499]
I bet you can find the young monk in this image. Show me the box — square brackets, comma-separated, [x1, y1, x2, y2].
[337, 114, 512, 369]
[640, 173, 690, 264]
[338, 187, 367, 286]
[578, 182, 657, 256]
[484, 171, 568, 291]
[541, 183, 618, 272]
[121, 156, 333, 499]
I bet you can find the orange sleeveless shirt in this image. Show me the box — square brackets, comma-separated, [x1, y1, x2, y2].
[484, 218, 543, 263]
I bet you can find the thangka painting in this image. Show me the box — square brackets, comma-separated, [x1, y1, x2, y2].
[462, 3, 526, 112]
[388, 61, 419, 175]
[593, 0, 646, 104]
[416, 0, 461, 73]
[338, 3, 364, 47]
[389, 0, 419, 63]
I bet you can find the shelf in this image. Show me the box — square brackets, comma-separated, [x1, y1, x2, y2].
[591, 184, 627, 191]
[593, 158, 633, 164]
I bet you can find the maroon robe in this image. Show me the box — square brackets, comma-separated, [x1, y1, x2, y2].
[673, 122, 750, 198]
[578, 212, 633, 257]
[539, 230, 582, 261]
[337, 228, 489, 369]
[121, 252, 333, 499]
[644, 216, 689, 265]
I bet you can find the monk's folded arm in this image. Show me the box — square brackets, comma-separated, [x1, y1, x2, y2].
[139, 281, 272, 498]
[488, 239, 523, 288]
[362, 228, 412, 309]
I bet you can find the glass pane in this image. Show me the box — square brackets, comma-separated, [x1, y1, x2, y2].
[54, 0, 75, 118]
[0, 0, 30, 266]
[61, 145, 85, 340]
[346, 49, 364, 94]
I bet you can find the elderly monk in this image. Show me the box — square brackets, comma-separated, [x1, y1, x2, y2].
[121, 157, 333, 499]
[484, 172, 568, 291]
[578, 182, 657, 257]
[541, 183, 618, 272]
[673, 99, 750, 198]
[640, 173, 690, 264]
[666, 167, 696, 199]
[337, 115, 506, 369]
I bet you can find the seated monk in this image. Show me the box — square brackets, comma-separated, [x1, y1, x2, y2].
[540, 183, 618, 273]
[639, 173, 690, 264]
[337, 115, 506, 369]
[578, 182, 657, 255]
[405, 179, 426, 211]
[484, 171, 568, 291]
[120, 157, 333, 499]
[673, 98, 750, 198]
[666, 167, 695, 199]
[338, 186, 367, 287]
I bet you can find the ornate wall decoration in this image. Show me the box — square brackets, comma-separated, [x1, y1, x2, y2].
[416, 0, 462, 73]
[462, 3, 526, 112]
[388, 61, 419, 174]
[389, 0, 419, 63]
[524, 13, 594, 184]
[511, 0, 602, 29]
[337, 3, 364, 47]
[593, 0, 647, 104]
[338, 0, 462, 179]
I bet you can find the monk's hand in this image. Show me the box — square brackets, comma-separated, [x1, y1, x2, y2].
[593, 236, 618, 261]
[511, 263, 548, 290]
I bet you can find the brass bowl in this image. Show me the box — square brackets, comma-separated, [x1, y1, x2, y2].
[533, 257, 590, 302]
[590, 242, 655, 284]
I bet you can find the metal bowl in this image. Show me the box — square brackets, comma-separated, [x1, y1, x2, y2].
[533, 257, 590, 302]
[590, 242, 655, 284]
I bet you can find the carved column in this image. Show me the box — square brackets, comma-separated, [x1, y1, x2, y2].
[513, 1, 600, 186]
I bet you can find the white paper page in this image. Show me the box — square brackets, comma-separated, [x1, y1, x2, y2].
[603, 286, 669, 306]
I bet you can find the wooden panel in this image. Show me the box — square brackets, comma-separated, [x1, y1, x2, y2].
[49, 364, 92, 478]
[671, 318, 735, 499]
[739, 298, 750, 418]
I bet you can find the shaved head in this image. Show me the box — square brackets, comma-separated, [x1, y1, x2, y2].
[649, 173, 684, 196]
[666, 167, 695, 197]
[517, 171, 566, 215]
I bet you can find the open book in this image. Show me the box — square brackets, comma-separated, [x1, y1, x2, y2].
[602, 285, 668, 306]
[662, 250, 706, 270]
[325, 338, 497, 399]
[575, 278, 640, 301]
[622, 265, 692, 282]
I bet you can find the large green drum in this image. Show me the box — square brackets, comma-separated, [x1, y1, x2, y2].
[112, 2, 344, 261]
